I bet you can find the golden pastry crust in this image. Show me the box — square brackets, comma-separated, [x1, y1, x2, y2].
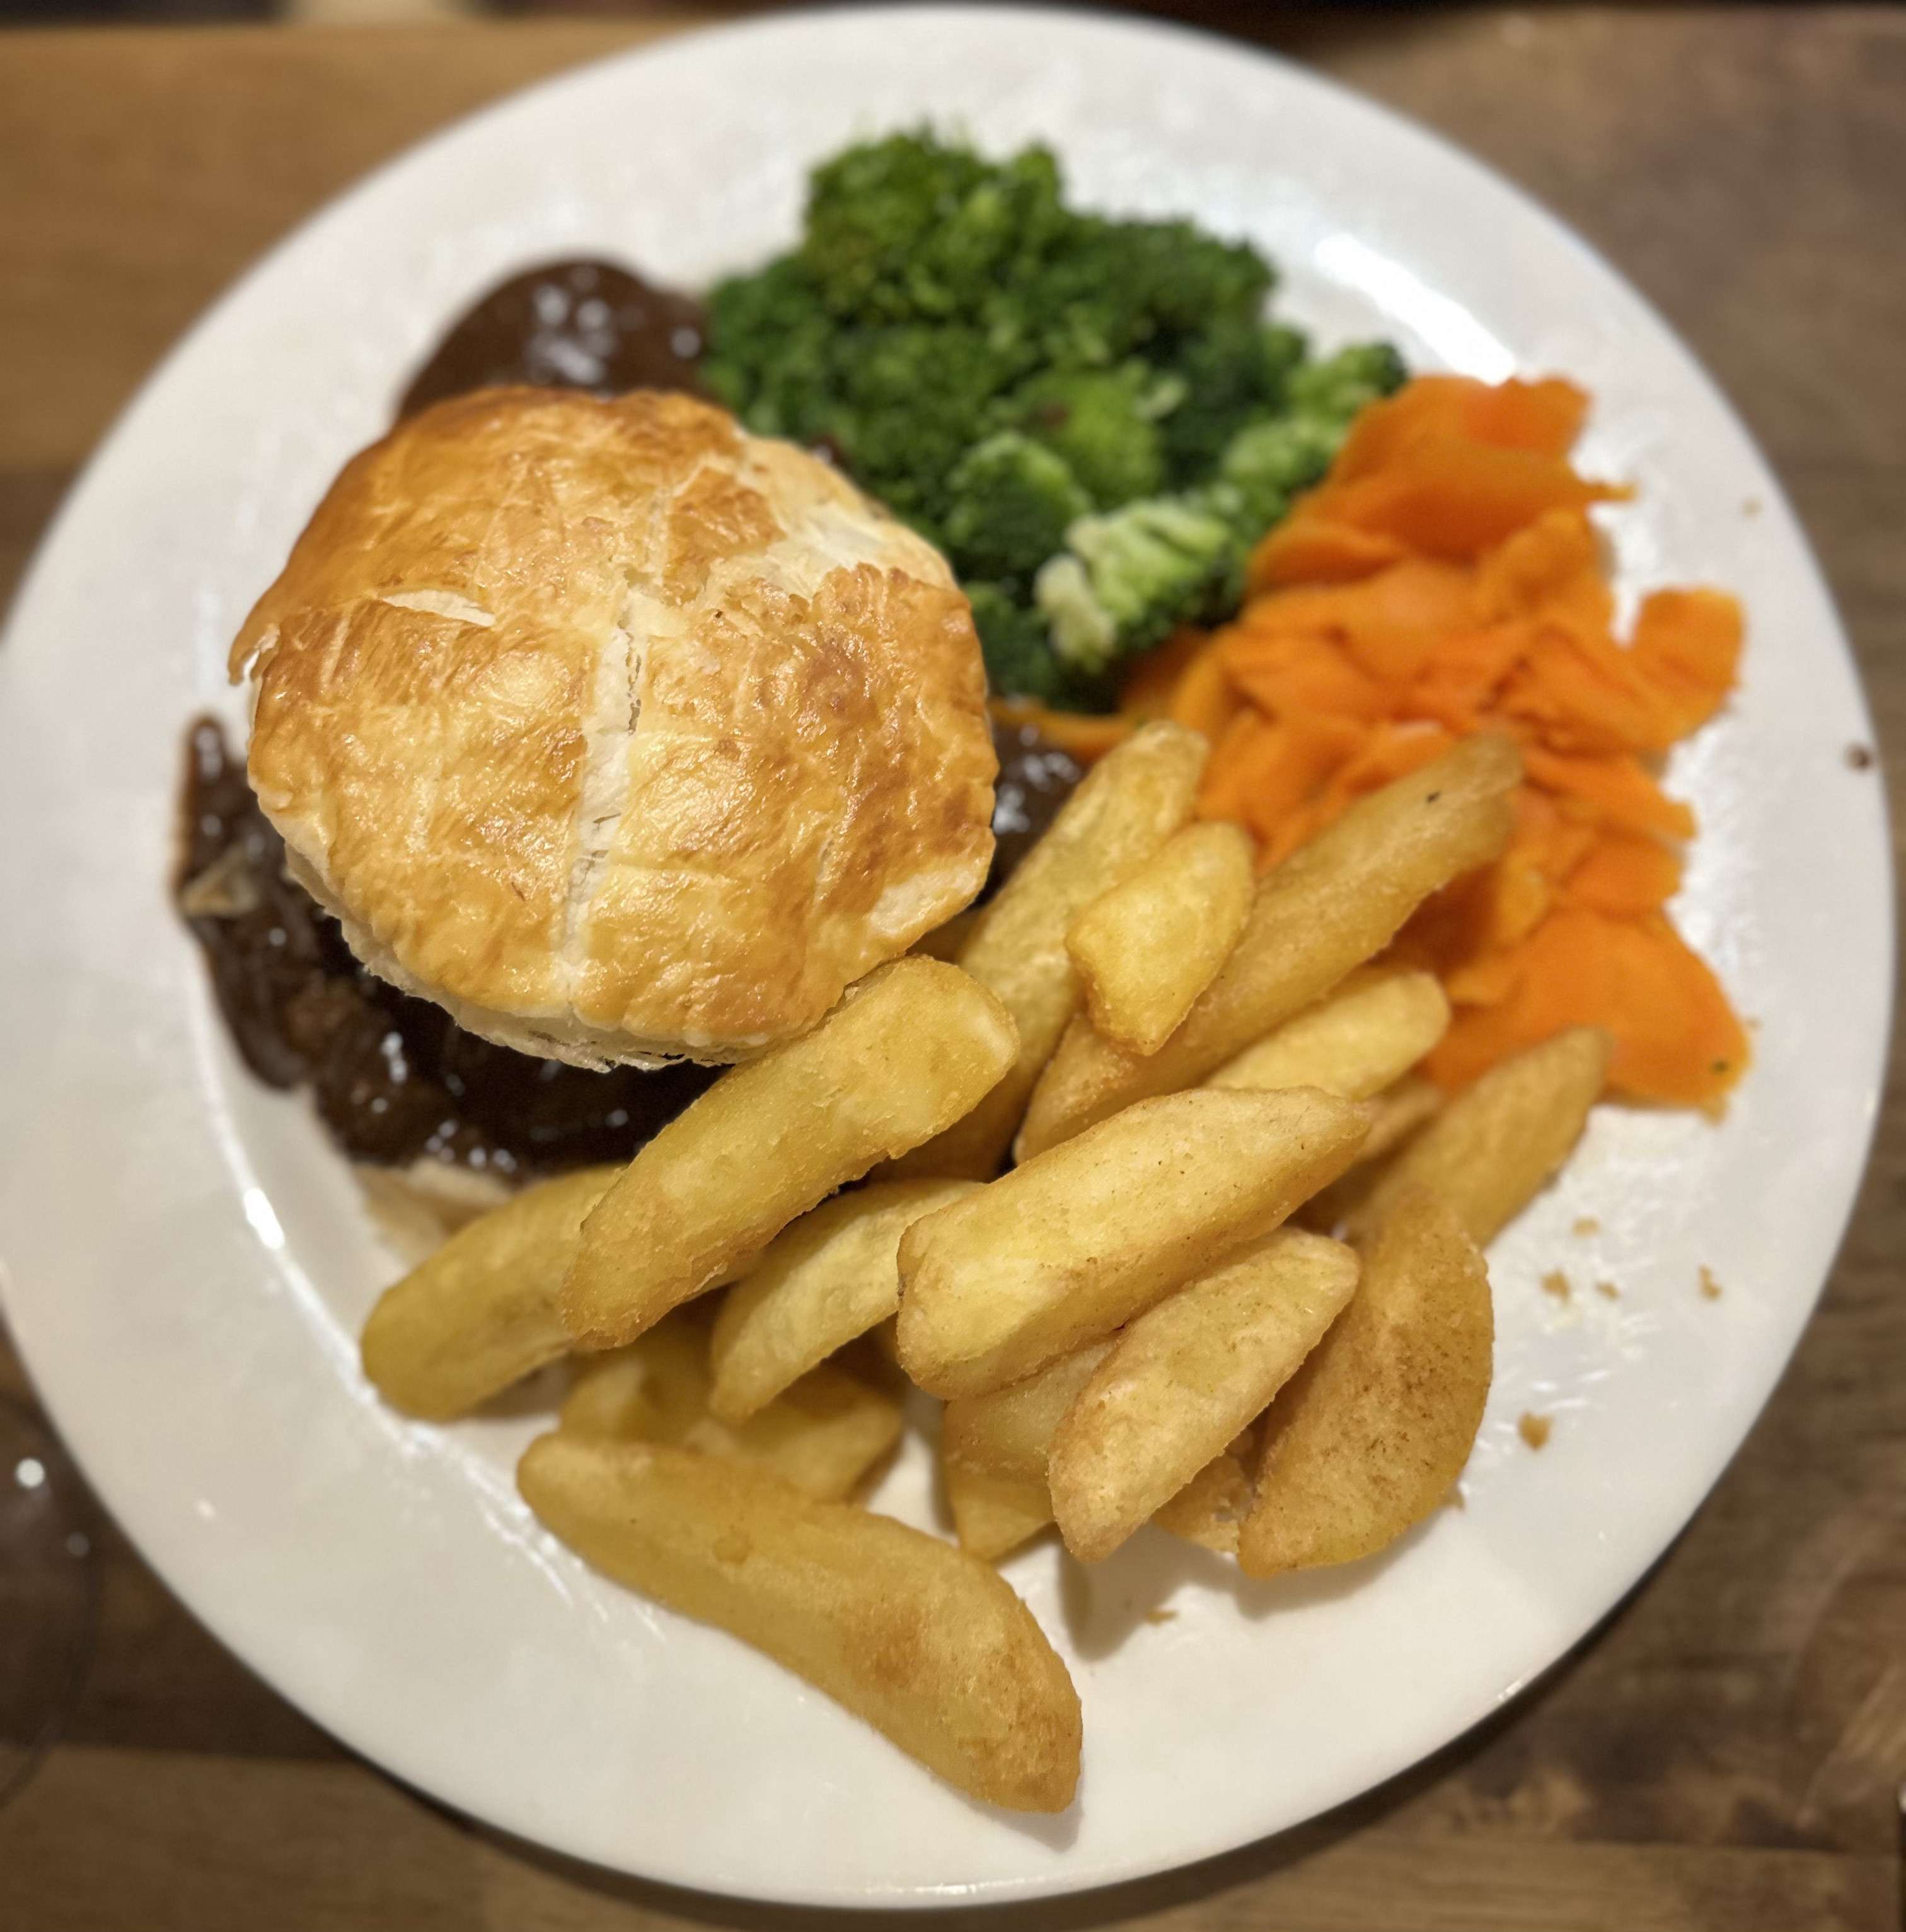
[231, 388, 996, 1066]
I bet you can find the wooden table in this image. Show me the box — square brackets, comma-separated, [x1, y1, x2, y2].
[2, 9, 1902, 1928]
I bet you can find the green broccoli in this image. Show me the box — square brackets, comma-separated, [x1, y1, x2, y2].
[1216, 415, 1343, 531]
[705, 132, 1284, 541]
[942, 434, 1092, 581]
[966, 580, 1099, 707]
[703, 132, 1408, 711]
[1215, 339, 1410, 528]
[1286, 340, 1408, 421]
[799, 134, 1068, 324]
[1158, 320, 1308, 486]
[1008, 364, 1174, 509]
[1036, 495, 1244, 676]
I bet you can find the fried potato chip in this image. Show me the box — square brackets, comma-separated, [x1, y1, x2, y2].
[1205, 965, 1449, 1100]
[562, 1321, 902, 1504]
[1347, 1026, 1611, 1247]
[562, 960, 1017, 1352]
[1066, 821, 1256, 1056]
[1238, 1190, 1491, 1577]
[944, 1459, 1054, 1563]
[886, 722, 1205, 1180]
[361, 1164, 620, 1420]
[940, 1342, 1112, 1486]
[708, 1180, 978, 1423]
[518, 1434, 1082, 1812]
[1151, 1427, 1259, 1555]
[1048, 1229, 1360, 1562]
[1016, 737, 1520, 1159]
[1299, 1074, 1447, 1232]
[1358, 1074, 1446, 1163]
[899, 1088, 1370, 1398]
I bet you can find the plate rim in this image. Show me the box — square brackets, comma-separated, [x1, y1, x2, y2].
[1, 2, 1893, 1907]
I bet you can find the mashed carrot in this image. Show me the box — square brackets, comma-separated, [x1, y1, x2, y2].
[1145, 375, 1747, 1110]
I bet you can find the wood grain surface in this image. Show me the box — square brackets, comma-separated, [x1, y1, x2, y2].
[1, 9, 1902, 1929]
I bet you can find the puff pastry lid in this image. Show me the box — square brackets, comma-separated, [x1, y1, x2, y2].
[229, 388, 997, 1067]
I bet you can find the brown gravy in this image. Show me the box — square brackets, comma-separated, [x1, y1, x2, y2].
[398, 260, 707, 417]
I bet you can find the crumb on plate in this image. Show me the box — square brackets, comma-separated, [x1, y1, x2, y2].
[1518, 1412, 1553, 1451]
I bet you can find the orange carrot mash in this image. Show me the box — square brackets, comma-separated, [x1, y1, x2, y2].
[1126, 374, 1748, 1110]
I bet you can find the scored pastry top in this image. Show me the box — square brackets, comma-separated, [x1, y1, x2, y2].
[231, 387, 996, 1067]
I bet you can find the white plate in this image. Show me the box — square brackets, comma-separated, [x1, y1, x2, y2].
[0, 5, 1890, 1906]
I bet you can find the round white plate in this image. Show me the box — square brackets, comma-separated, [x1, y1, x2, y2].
[0, 5, 1890, 1906]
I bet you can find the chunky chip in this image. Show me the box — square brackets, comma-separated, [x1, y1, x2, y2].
[1048, 1229, 1361, 1563]
[899, 1088, 1370, 1398]
[708, 1180, 978, 1423]
[886, 722, 1205, 1180]
[1152, 1428, 1260, 1555]
[1066, 821, 1256, 1057]
[361, 1164, 620, 1420]
[1239, 1190, 1492, 1576]
[1205, 965, 1449, 1100]
[1347, 1026, 1610, 1246]
[1016, 737, 1520, 1159]
[562, 1320, 902, 1504]
[562, 960, 1017, 1351]
[940, 1342, 1112, 1486]
[519, 1434, 1082, 1811]
[944, 1458, 1054, 1564]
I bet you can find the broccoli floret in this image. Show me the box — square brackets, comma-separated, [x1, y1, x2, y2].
[705, 132, 1283, 534]
[942, 434, 1092, 580]
[1286, 340, 1409, 421]
[1158, 320, 1308, 486]
[966, 580, 1099, 706]
[701, 254, 836, 434]
[1217, 415, 1343, 530]
[1049, 216, 1274, 345]
[1216, 340, 1411, 531]
[800, 133, 1068, 323]
[1008, 364, 1173, 509]
[703, 132, 1409, 711]
[1036, 495, 1244, 675]
[816, 322, 1017, 539]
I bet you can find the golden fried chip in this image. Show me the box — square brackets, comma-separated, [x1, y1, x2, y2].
[562, 1321, 902, 1504]
[898, 1088, 1370, 1398]
[944, 1459, 1054, 1563]
[940, 1342, 1112, 1486]
[361, 1164, 620, 1420]
[1238, 1190, 1492, 1576]
[562, 960, 1017, 1351]
[518, 1434, 1082, 1812]
[1205, 965, 1448, 1099]
[1065, 820, 1255, 1057]
[708, 1180, 978, 1423]
[1299, 1074, 1447, 1232]
[1151, 1427, 1259, 1555]
[1016, 737, 1519, 1159]
[1049, 1229, 1360, 1562]
[886, 722, 1205, 1180]
[1358, 1075, 1446, 1162]
[1346, 1026, 1610, 1247]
